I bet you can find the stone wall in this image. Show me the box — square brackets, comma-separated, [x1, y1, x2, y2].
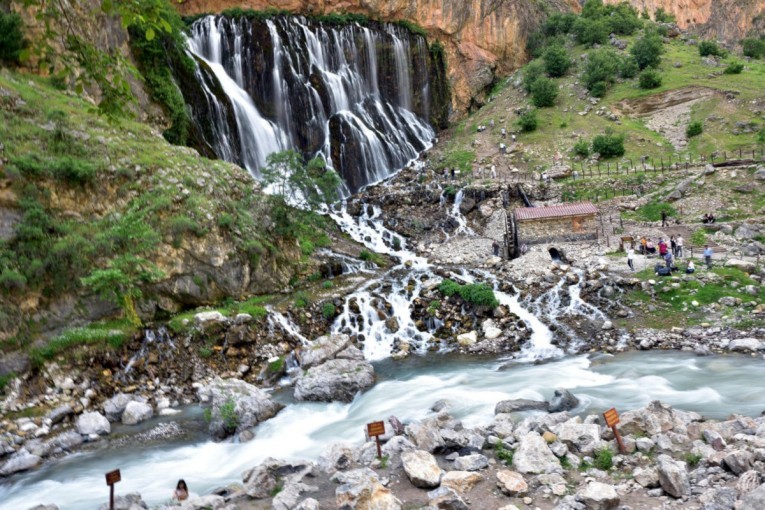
[517, 215, 598, 246]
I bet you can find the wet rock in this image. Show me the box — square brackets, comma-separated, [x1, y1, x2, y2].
[197, 378, 284, 440]
[179, 495, 226, 509]
[728, 338, 763, 352]
[0, 449, 42, 476]
[441, 471, 483, 493]
[103, 393, 134, 422]
[335, 468, 402, 509]
[96, 493, 148, 510]
[294, 358, 375, 403]
[453, 453, 488, 471]
[549, 389, 580, 413]
[578, 481, 619, 510]
[53, 430, 84, 452]
[401, 449, 442, 488]
[47, 404, 74, 425]
[456, 331, 477, 346]
[512, 432, 560, 474]
[299, 334, 352, 368]
[405, 421, 445, 453]
[76, 412, 110, 436]
[656, 454, 690, 498]
[122, 401, 153, 425]
[496, 470, 528, 496]
[27, 505, 59, 510]
[495, 399, 548, 414]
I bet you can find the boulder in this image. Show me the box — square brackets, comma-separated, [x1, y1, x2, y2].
[103, 393, 134, 422]
[456, 331, 477, 346]
[552, 418, 601, 454]
[453, 454, 488, 471]
[122, 401, 153, 425]
[723, 449, 753, 475]
[197, 378, 284, 440]
[735, 224, 757, 239]
[633, 467, 660, 488]
[242, 458, 312, 499]
[294, 359, 375, 403]
[740, 483, 765, 510]
[318, 443, 356, 473]
[724, 259, 757, 273]
[548, 389, 579, 413]
[76, 412, 110, 436]
[426, 486, 468, 510]
[0, 449, 42, 476]
[299, 334, 352, 368]
[194, 311, 228, 334]
[405, 421, 445, 453]
[97, 493, 148, 510]
[619, 401, 700, 436]
[578, 482, 619, 510]
[494, 399, 548, 414]
[47, 404, 74, 425]
[728, 338, 763, 352]
[53, 430, 84, 452]
[179, 495, 227, 510]
[496, 470, 527, 496]
[737, 471, 761, 494]
[401, 450, 442, 488]
[512, 432, 560, 474]
[441, 471, 484, 493]
[656, 454, 690, 498]
[754, 167, 765, 180]
[335, 468, 402, 510]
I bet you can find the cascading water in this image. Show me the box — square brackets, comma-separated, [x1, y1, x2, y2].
[441, 188, 475, 238]
[184, 15, 438, 193]
[266, 308, 310, 345]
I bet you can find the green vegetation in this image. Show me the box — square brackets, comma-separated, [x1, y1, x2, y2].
[359, 250, 385, 266]
[28, 320, 133, 367]
[379, 455, 390, 469]
[441, 149, 476, 174]
[724, 61, 744, 75]
[523, 60, 545, 93]
[582, 49, 619, 96]
[684, 452, 702, 467]
[573, 140, 590, 157]
[632, 200, 677, 222]
[219, 7, 290, 20]
[638, 69, 663, 89]
[198, 347, 213, 358]
[592, 130, 625, 158]
[742, 37, 765, 59]
[321, 302, 336, 319]
[294, 291, 310, 308]
[593, 448, 614, 470]
[531, 77, 558, 107]
[686, 121, 703, 138]
[220, 398, 239, 431]
[438, 279, 499, 308]
[654, 7, 676, 23]
[518, 110, 538, 132]
[427, 300, 441, 314]
[690, 228, 707, 246]
[543, 45, 571, 77]
[631, 32, 664, 70]
[698, 40, 724, 58]
[0, 11, 24, 65]
[268, 357, 285, 373]
[394, 19, 427, 37]
[313, 12, 370, 26]
[494, 442, 514, 464]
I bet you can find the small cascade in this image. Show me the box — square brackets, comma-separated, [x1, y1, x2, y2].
[266, 309, 310, 345]
[124, 327, 175, 374]
[441, 188, 475, 238]
[184, 15, 440, 193]
[314, 248, 377, 276]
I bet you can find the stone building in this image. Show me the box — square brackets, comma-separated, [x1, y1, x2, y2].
[513, 202, 599, 247]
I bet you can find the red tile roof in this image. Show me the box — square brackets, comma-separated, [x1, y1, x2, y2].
[514, 202, 598, 221]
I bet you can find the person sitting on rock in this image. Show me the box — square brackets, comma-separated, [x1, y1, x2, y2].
[685, 260, 695, 274]
[174, 479, 189, 501]
[645, 239, 656, 255]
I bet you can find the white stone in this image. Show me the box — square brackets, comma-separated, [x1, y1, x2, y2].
[76, 412, 110, 436]
[121, 401, 153, 425]
[457, 331, 478, 346]
[401, 450, 442, 488]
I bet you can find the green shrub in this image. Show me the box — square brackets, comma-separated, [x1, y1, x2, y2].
[618, 56, 640, 79]
[322, 280, 333, 289]
[439, 279, 462, 297]
[0, 269, 27, 293]
[593, 448, 614, 470]
[0, 11, 25, 65]
[427, 300, 441, 313]
[219, 398, 239, 430]
[531, 77, 558, 107]
[359, 250, 383, 265]
[590, 81, 607, 98]
[459, 283, 499, 308]
[294, 291, 310, 308]
[724, 61, 744, 74]
[631, 33, 664, 69]
[686, 121, 703, 137]
[636, 201, 677, 222]
[573, 140, 590, 157]
[758, 128, 765, 144]
[10, 155, 47, 178]
[494, 442, 514, 464]
[684, 452, 702, 467]
[267, 357, 284, 373]
[699, 40, 724, 57]
[217, 213, 234, 229]
[582, 49, 619, 95]
[742, 38, 765, 59]
[573, 17, 609, 47]
[605, 3, 642, 35]
[169, 215, 205, 238]
[638, 69, 662, 89]
[654, 7, 676, 23]
[543, 45, 571, 77]
[691, 228, 707, 246]
[592, 131, 625, 158]
[51, 157, 96, 185]
[199, 347, 213, 358]
[321, 302, 336, 319]
[544, 13, 577, 36]
[522, 60, 545, 93]
[518, 110, 538, 132]
[394, 19, 426, 37]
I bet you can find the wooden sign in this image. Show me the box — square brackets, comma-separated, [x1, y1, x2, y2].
[367, 421, 385, 437]
[603, 408, 620, 428]
[105, 469, 121, 486]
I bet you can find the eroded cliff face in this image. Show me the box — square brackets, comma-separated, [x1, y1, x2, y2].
[177, 0, 579, 117]
[605, 0, 765, 41]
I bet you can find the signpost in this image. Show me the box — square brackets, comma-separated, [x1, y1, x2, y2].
[105, 469, 121, 510]
[366, 420, 386, 458]
[603, 408, 626, 454]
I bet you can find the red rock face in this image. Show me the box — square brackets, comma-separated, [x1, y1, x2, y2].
[176, 0, 579, 118]
[604, 0, 765, 40]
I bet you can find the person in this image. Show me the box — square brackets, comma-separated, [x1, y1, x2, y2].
[492, 240, 500, 257]
[501, 128, 507, 139]
[664, 250, 673, 269]
[676, 235, 684, 258]
[658, 238, 667, 257]
[640, 236, 647, 255]
[708, 213, 716, 223]
[704, 245, 713, 269]
[511, 133, 517, 143]
[661, 210, 668, 227]
[627, 248, 635, 271]
[645, 239, 656, 255]
[174, 480, 189, 501]
[520, 243, 528, 255]
[670, 235, 677, 257]
[685, 260, 695, 274]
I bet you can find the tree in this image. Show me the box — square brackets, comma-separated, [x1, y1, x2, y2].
[582, 49, 619, 95]
[518, 110, 538, 132]
[261, 150, 342, 211]
[0, 11, 25, 65]
[699, 40, 724, 57]
[654, 7, 676, 23]
[523, 60, 545, 93]
[742, 38, 765, 59]
[543, 45, 571, 77]
[618, 56, 640, 78]
[686, 121, 703, 137]
[638, 69, 662, 89]
[630, 33, 664, 69]
[531, 77, 558, 107]
[573, 17, 609, 47]
[592, 130, 625, 158]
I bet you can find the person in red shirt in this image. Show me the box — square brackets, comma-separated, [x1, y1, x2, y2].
[658, 239, 667, 256]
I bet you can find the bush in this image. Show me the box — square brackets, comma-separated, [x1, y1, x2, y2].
[294, 291, 310, 308]
[593, 448, 614, 470]
[51, 157, 96, 185]
[630, 33, 664, 69]
[686, 121, 703, 137]
[582, 49, 619, 95]
[459, 283, 499, 308]
[606, 3, 642, 35]
[438, 279, 462, 297]
[10, 155, 47, 178]
[0, 11, 24, 65]
[522, 60, 545, 93]
[654, 7, 676, 23]
[573, 140, 590, 157]
[724, 61, 744, 74]
[699, 40, 724, 57]
[742, 38, 765, 59]
[638, 69, 662, 89]
[518, 110, 538, 132]
[543, 45, 571, 77]
[618, 56, 640, 79]
[0, 269, 27, 293]
[758, 128, 765, 144]
[321, 302, 336, 319]
[592, 131, 625, 158]
[169, 215, 205, 238]
[573, 17, 609, 47]
[531, 77, 558, 107]
[544, 13, 577, 36]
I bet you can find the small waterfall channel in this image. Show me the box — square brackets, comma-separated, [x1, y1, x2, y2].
[183, 15, 442, 193]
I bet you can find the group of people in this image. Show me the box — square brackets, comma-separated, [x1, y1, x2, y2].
[638, 235, 684, 259]
[628, 234, 714, 274]
[702, 213, 717, 224]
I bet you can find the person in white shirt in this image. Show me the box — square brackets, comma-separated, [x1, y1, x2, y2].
[627, 248, 635, 271]
[676, 235, 684, 258]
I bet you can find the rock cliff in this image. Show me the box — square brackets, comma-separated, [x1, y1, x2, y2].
[176, 0, 579, 116]
[605, 0, 765, 41]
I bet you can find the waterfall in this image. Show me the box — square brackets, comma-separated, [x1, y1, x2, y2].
[184, 15, 438, 193]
